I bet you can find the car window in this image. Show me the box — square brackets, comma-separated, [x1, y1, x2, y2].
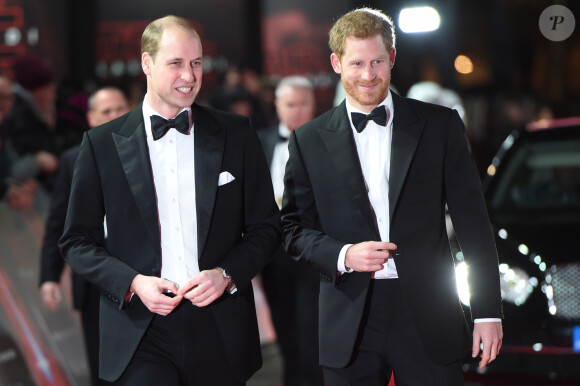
[490, 140, 580, 210]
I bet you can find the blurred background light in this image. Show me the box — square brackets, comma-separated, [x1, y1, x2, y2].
[399, 6, 441, 33]
[455, 55, 474, 74]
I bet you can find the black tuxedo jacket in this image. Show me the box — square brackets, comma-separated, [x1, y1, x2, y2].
[281, 92, 503, 368]
[59, 103, 281, 382]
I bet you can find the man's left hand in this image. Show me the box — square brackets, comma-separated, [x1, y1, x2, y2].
[472, 321, 503, 370]
[178, 268, 227, 307]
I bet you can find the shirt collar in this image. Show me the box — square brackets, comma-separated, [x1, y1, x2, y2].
[142, 95, 192, 139]
[277, 123, 292, 139]
[345, 90, 394, 132]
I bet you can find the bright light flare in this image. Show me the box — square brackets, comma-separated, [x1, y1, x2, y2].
[399, 7, 441, 33]
[455, 262, 470, 306]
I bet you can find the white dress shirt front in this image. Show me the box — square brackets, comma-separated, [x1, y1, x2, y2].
[337, 92, 398, 279]
[142, 98, 199, 288]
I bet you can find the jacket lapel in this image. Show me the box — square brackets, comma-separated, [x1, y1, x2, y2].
[389, 92, 425, 220]
[192, 104, 225, 259]
[317, 101, 379, 238]
[112, 105, 161, 254]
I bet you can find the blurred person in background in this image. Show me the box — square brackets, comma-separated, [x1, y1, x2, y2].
[259, 75, 323, 385]
[4, 54, 61, 190]
[0, 73, 38, 210]
[39, 86, 130, 386]
[281, 8, 503, 385]
[209, 64, 274, 130]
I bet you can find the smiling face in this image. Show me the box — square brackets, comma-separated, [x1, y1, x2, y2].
[142, 25, 202, 118]
[331, 34, 395, 113]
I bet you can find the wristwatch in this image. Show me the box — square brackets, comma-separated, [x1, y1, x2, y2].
[220, 267, 237, 294]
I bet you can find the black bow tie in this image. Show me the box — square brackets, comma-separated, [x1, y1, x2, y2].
[351, 106, 388, 133]
[150, 110, 190, 141]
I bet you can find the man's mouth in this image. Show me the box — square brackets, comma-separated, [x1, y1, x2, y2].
[358, 82, 380, 88]
[177, 87, 193, 93]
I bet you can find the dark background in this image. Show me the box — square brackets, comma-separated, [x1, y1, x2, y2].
[1, 0, 578, 172]
[1, 0, 578, 110]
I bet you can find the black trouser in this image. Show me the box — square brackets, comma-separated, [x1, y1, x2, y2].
[113, 301, 243, 386]
[323, 279, 464, 386]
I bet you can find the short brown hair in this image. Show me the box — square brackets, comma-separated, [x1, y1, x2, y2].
[329, 8, 396, 60]
[141, 15, 200, 62]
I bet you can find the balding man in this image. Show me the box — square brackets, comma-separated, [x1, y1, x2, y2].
[259, 76, 324, 386]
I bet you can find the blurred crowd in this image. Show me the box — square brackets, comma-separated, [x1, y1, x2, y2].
[0, 53, 557, 212]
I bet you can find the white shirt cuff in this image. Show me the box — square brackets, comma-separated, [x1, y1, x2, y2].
[474, 318, 501, 323]
[337, 244, 354, 273]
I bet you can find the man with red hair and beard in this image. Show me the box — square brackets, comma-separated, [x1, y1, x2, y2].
[281, 8, 503, 386]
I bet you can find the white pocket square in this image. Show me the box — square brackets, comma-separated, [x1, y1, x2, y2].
[218, 171, 235, 186]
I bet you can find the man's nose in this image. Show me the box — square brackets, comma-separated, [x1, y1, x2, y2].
[181, 66, 195, 82]
[362, 64, 375, 81]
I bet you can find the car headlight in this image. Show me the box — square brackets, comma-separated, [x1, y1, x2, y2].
[544, 263, 580, 320]
[455, 262, 537, 306]
[499, 263, 537, 306]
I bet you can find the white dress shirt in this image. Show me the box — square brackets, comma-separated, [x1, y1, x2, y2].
[337, 92, 397, 279]
[142, 98, 199, 288]
[270, 123, 291, 208]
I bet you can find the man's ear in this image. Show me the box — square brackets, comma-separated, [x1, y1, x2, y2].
[390, 48, 396, 68]
[330, 53, 342, 74]
[142, 52, 152, 76]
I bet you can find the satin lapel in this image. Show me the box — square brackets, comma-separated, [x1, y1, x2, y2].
[389, 93, 425, 220]
[112, 105, 160, 253]
[318, 102, 378, 238]
[192, 105, 225, 258]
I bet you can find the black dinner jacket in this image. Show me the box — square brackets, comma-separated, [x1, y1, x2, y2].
[281, 92, 503, 368]
[59, 103, 281, 382]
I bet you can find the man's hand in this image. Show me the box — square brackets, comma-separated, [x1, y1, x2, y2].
[472, 321, 503, 370]
[177, 268, 228, 307]
[345, 241, 398, 272]
[35, 151, 58, 173]
[40, 281, 62, 311]
[129, 274, 182, 315]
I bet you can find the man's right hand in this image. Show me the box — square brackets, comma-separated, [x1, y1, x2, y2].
[345, 241, 398, 272]
[129, 274, 182, 315]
